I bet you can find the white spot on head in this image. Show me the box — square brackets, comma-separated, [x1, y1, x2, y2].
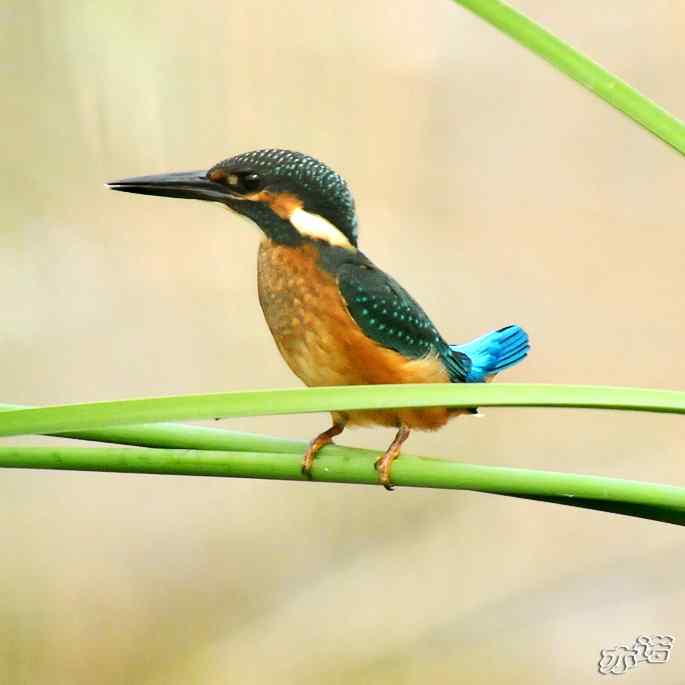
[289, 208, 352, 248]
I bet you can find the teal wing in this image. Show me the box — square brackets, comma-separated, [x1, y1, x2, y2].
[336, 258, 470, 382]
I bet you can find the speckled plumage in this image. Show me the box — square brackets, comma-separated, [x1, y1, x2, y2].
[333, 255, 471, 383]
[257, 239, 462, 430]
[211, 149, 358, 247]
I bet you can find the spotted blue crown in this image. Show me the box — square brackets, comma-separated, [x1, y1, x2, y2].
[215, 149, 359, 247]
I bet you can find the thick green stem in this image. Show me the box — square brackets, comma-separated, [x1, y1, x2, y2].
[2, 391, 683, 526]
[452, 0, 685, 155]
[2, 445, 685, 525]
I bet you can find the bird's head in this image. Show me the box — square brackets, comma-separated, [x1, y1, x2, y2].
[108, 149, 358, 248]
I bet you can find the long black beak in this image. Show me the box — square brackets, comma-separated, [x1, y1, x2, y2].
[107, 170, 234, 203]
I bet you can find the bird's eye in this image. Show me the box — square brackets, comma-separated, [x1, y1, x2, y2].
[241, 172, 262, 193]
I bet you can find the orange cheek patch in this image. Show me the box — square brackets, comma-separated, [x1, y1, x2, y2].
[247, 191, 302, 220]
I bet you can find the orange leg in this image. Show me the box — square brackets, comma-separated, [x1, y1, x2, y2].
[301, 422, 345, 478]
[374, 425, 411, 491]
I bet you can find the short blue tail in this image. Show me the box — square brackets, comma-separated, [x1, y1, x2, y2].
[451, 325, 529, 382]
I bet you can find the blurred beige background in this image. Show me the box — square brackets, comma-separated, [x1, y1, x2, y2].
[1, 1, 684, 683]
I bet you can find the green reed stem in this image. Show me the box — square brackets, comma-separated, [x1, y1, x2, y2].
[452, 0, 685, 154]
[0, 384, 683, 438]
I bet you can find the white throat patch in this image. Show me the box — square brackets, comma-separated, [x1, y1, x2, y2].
[289, 207, 352, 248]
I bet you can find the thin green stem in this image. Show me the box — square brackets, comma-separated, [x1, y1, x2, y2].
[2, 445, 684, 525]
[0, 403, 309, 453]
[452, 0, 685, 155]
[0, 384, 683, 438]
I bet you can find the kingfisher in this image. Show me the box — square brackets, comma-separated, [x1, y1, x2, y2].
[108, 149, 529, 489]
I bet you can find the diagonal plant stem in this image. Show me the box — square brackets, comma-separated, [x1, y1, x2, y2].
[0, 384, 683, 438]
[452, 0, 685, 155]
[1, 444, 685, 526]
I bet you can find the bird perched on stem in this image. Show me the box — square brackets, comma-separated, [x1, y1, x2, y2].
[109, 149, 529, 489]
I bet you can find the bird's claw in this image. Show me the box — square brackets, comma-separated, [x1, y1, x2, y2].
[300, 452, 315, 480]
[300, 423, 345, 480]
[374, 456, 395, 491]
[373, 425, 409, 491]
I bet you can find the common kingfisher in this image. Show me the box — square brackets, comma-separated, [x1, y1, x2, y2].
[109, 149, 529, 489]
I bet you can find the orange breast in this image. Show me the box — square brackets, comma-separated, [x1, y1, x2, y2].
[257, 240, 461, 430]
